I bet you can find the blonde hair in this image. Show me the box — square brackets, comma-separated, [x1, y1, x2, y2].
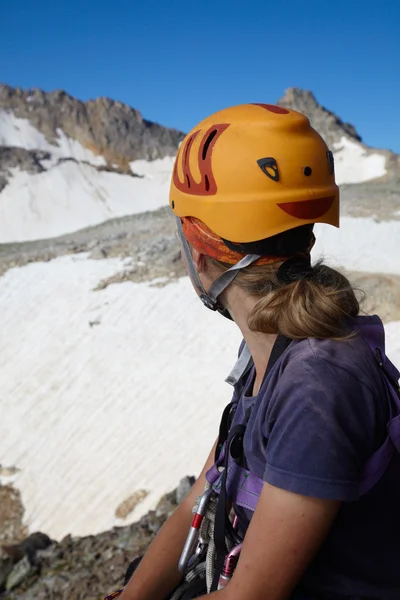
[208, 258, 360, 340]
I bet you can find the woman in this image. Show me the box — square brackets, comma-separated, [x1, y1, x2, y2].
[114, 104, 400, 600]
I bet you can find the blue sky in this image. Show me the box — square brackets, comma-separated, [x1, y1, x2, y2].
[1, 0, 400, 151]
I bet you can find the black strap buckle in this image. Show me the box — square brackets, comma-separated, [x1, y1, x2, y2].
[200, 293, 217, 311]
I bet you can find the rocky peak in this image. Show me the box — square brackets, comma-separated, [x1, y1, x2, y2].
[278, 87, 362, 148]
[0, 84, 185, 164]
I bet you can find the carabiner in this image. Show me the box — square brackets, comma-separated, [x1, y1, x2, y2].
[217, 542, 243, 589]
[178, 487, 214, 573]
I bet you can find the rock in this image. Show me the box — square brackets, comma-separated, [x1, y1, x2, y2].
[2, 532, 53, 566]
[0, 550, 13, 592]
[176, 476, 196, 504]
[0, 147, 50, 191]
[5, 556, 35, 591]
[0, 480, 188, 599]
[154, 476, 195, 519]
[115, 490, 149, 520]
[0, 485, 26, 545]
[155, 491, 177, 519]
[0, 465, 20, 477]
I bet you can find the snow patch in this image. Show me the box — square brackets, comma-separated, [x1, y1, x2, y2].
[314, 217, 400, 275]
[130, 156, 175, 178]
[333, 137, 387, 185]
[53, 127, 105, 166]
[0, 161, 170, 242]
[0, 110, 49, 151]
[0, 472, 19, 486]
[0, 110, 105, 167]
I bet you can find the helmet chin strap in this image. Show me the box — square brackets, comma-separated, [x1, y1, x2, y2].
[176, 218, 261, 320]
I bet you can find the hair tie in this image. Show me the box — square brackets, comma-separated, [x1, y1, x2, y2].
[276, 255, 313, 285]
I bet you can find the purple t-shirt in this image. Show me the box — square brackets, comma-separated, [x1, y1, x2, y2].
[230, 318, 400, 599]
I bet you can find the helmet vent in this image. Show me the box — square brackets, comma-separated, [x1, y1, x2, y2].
[303, 166, 312, 176]
[327, 151, 335, 175]
[257, 157, 279, 182]
[205, 175, 210, 192]
[202, 129, 218, 160]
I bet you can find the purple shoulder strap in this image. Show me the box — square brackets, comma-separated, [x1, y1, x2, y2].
[356, 316, 400, 495]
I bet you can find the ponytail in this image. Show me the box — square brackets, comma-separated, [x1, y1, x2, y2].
[209, 258, 360, 340]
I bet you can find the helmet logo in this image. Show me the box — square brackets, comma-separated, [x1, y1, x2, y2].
[173, 124, 229, 196]
[257, 157, 279, 182]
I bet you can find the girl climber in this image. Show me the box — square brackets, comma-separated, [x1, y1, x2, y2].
[109, 104, 400, 600]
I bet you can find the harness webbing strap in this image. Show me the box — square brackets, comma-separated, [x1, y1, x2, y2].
[209, 335, 292, 592]
[215, 402, 237, 462]
[207, 254, 262, 304]
[357, 317, 400, 494]
[211, 424, 246, 592]
[208, 458, 264, 512]
[264, 335, 293, 379]
[225, 344, 253, 386]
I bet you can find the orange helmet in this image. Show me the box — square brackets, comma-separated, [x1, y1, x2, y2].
[169, 103, 339, 244]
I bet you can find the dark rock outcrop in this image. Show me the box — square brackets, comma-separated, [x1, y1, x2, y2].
[1, 477, 194, 599]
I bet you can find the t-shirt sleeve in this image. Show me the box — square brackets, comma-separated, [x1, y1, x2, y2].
[263, 357, 379, 501]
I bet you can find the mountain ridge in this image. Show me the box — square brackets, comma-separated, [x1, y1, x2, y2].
[0, 84, 185, 167]
[0, 83, 398, 243]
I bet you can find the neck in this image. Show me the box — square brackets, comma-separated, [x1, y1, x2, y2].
[224, 291, 278, 394]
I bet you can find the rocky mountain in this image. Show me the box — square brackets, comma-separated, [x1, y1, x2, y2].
[0, 84, 184, 167]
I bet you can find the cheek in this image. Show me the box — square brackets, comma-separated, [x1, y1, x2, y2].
[180, 248, 202, 297]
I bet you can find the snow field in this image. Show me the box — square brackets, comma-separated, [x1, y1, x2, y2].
[333, 137, 387, 184]
[0, 162, 172, 242]
[314, 218, 400, 275]
[0, 255, 240, 538]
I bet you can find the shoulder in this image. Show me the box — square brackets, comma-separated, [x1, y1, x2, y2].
[267, 332, 387, 434]
[278, 330, 384, 397]
[261, 330, 388, 500]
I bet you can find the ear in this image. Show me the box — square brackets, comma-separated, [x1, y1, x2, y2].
[191, 248, 207, 273]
